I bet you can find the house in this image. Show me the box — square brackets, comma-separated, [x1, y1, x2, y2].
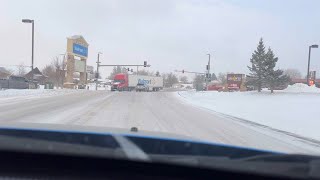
[24, 67, 47, 84]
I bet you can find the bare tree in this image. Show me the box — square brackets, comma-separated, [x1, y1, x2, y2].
[16, 63, 27, 77]
[217, 73, 227, 84]
[283, 69, 302, 79]
[52, 56, 66, 88]
[132, 69, 154, 76]
[42, 64, 55, 83]
[41, 56, 66, 87]
[163, 73, 179, 88]
[179, 76, 188, 83]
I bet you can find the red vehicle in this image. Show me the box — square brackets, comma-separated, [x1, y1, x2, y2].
[111, 73, 129, 91]
[207, 84, 224, 91]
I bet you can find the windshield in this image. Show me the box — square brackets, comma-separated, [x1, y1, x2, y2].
[1, 0, 320, 173]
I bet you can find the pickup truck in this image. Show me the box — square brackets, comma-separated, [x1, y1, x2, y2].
[0, 76, 29, 89]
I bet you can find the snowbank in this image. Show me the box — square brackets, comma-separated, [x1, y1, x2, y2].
[282, 83, 320, 93]
[0, 89, 82, 99]
[176, 89, 320, 141]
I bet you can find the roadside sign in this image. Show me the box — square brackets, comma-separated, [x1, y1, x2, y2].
[227, 74, 244, 91]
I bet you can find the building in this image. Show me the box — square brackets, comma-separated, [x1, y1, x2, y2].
[24, 67, 47, 84]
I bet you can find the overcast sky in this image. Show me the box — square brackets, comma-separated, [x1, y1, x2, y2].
[1, 0, 320, 79]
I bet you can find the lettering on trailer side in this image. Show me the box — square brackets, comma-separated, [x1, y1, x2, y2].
[138, 79, 151, 85]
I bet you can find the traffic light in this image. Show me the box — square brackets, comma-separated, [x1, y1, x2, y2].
[127, 68, 130, 71]
[144, 61, 147, 67]
[182, 70, 184, 73]
[206, 65, 209, 70]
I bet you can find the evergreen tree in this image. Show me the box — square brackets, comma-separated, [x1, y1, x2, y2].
[264, 48, 290, 93]
[247, 38, 266, 92]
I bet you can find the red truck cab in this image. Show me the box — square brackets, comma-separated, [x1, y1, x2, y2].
[111, 73, 128, 91]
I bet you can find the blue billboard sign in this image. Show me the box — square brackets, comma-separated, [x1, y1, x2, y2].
[73, 43, 88, 57]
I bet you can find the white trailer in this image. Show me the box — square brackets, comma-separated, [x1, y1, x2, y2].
[128, 75, 163, 91]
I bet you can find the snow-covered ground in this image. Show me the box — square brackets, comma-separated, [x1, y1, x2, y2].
[0, 89, 87, 102]
[176, 83, 320, 141]
[87, 83, 111, 91]
[0, 84, 109, 101]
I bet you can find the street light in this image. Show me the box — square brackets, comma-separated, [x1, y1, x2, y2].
[22, 19, 34, 87]
[307, 44, 319, 85]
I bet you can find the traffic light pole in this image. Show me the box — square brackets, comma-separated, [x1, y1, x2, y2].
[96, 53, 101, 90]
[175, 70, 205, 75]
[99, 64, 150, 67]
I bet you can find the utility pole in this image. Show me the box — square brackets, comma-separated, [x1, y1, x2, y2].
[96, 52, 102, 90]
[205, 53, 211, 90]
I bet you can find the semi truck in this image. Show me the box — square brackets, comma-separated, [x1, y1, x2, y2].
[111, 73, 163, 92]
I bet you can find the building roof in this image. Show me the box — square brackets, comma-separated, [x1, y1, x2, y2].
[0, 67, 11, 74]
[67, 35, 89, 46]
[24, 67, 47, 81]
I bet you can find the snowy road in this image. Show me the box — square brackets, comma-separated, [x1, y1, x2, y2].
[0, 90, 320, 154]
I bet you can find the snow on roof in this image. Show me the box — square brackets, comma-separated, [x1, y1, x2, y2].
[0, 67, 11, 74]
[69, 35, 82, 39]
[68, 35, 89, 45]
